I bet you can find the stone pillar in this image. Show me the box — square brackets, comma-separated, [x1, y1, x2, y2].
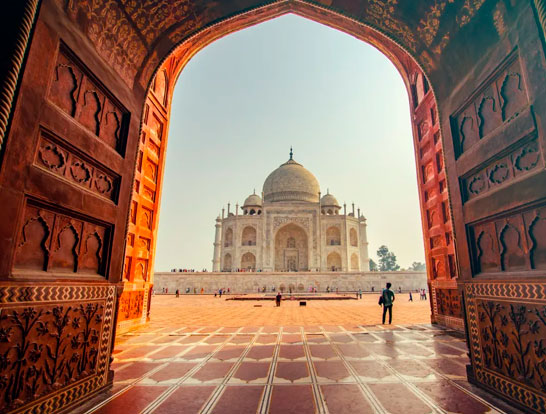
[359, 216, 370, 271]
[212, 216, 222, 272]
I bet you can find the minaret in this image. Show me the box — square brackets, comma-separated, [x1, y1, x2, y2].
[212, 216, 222, 272]
[359, 215, 370, 271]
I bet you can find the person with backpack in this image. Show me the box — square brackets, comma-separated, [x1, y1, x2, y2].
[378, 282, 395, 324]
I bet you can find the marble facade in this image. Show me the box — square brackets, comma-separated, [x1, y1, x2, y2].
[212, 151, 370, 272]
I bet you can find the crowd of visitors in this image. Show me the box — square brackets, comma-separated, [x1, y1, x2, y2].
[170, 268, 208, 273]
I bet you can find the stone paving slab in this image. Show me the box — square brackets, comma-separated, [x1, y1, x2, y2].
[71, 296, 524, 414]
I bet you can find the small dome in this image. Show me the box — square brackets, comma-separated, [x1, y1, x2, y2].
[321, 191, 339, 207]
[263, 149, 320, 203]
[243, 193, 262, 207]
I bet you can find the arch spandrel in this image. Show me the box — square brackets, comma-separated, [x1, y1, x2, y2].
[57, 0, 496, 92]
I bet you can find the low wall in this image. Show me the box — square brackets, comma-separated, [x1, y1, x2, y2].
[153, 271, 427, 294]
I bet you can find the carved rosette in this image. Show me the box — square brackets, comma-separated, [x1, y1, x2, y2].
[0, 283, 115, 414]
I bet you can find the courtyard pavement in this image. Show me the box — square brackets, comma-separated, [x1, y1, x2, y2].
[72, 295, 521, 414]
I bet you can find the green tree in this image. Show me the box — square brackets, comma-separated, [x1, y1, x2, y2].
[409, 261, 426, 271]
[369, 258, 378, 271]
[377, 245, 400, 271]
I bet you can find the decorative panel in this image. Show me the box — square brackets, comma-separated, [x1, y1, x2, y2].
[468, 203, 546, 275]
[436, 288, 462, 318]
[117, 289, 145, 322]
[118, 65, 172, 334]
[13, 201, 111, 276]
[465, 282, 546, 413]
[35, 130, 120, 202]
[48, 45, 128, 155]
[451, 53, 529, 157]
[0, 282, 115, 413]
[462, 138, 541, 202]
[411, 77, 461, 330]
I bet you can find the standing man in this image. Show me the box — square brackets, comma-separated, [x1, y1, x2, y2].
[275, 292, 282, 307]
[380, 282, 395, 325]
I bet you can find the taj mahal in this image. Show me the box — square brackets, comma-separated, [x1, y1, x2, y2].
[212, 149, 370, 272]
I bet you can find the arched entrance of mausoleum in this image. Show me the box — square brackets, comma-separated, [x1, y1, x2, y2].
[1, 1, 545, 413]
[274, 223, 308, 271]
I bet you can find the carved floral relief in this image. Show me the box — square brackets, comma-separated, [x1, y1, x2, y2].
[0, 285, 115, 413]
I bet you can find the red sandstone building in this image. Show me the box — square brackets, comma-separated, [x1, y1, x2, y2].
[0, 1, 545, 413]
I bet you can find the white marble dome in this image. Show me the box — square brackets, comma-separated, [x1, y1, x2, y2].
[263, 156, 320, 203]
[243, 193, 262, 207]
[321, 191, 339, 207]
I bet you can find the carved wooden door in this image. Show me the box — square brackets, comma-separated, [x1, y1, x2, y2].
[0, 4, 140, 413]
[440, 3, 546, 412]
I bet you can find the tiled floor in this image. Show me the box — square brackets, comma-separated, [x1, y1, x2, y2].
[134, 293, 433, 327]
[74, 321, 522, 413]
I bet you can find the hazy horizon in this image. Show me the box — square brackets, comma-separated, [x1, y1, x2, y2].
[154, 14, 425, 271]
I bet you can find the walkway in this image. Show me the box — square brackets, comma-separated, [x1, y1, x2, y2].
[72, 296, 520, 414]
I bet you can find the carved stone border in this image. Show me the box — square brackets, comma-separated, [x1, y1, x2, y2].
[534, 0, 546, 37]
[464, 281, 546, 414]
[0, 283, 116, 414]
[0, 0, 40, 152]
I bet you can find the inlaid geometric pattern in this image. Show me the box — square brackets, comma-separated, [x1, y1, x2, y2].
[71, 302, 522, 414]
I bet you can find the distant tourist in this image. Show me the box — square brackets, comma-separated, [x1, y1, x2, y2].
[423, 289, 427, 300]
[200, 287, 204, 294]
[409, 291, 413, 302]
[358, 288, 362, 299]
[175, 289, 179, 298]
[371, 286, 375, 293]
[398, 286, 402, 293]
[219, 288, 222, 298]
[276, 292, 282, 307]
[379, 282, 395, 325]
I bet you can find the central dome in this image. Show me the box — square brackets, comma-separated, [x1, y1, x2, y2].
[263, 154, 320, 203]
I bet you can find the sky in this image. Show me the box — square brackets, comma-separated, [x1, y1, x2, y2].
[154, 14, 425, 271]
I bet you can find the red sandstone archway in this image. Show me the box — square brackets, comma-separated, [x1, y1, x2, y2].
[127, 2, 460, 335]
[1, 1, 545, 413]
